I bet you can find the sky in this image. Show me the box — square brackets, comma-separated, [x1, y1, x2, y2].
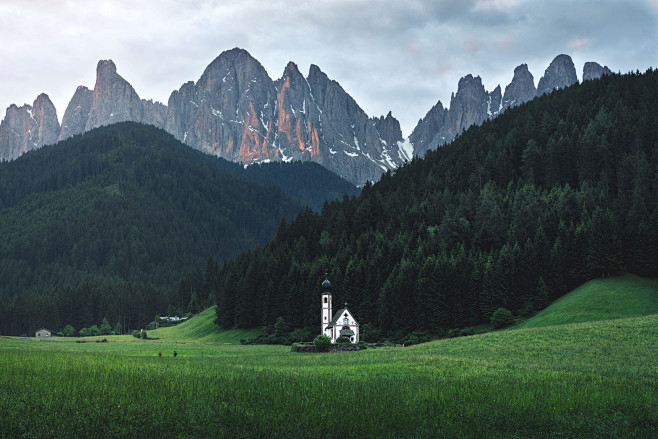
[1, 0, 656, 136]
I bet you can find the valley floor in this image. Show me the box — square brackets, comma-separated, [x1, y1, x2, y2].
[1, 313, 657, 438]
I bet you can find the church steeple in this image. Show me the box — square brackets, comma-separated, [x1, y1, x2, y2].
[321, 273, 332, 336]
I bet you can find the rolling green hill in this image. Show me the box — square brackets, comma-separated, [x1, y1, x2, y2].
[517, 273, 658, 329]
[147, 307, 259, 343]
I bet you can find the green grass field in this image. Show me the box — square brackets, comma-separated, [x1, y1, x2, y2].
[1, 274, 657, 438]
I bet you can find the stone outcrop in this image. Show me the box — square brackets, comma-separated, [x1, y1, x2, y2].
[408, 75, 499, 157]
[59, 60, 166, 141]
[536, 54, 578, 96]
[408, 102, 448, 157]
[502, 64, 536, 110]
[0, 93, 60, 161]
[583, 62, 613, 81]
[59, 86, 93, 141]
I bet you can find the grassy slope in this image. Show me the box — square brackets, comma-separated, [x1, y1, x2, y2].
[516, 273, 658, 329]
[146, 307, 259, 343]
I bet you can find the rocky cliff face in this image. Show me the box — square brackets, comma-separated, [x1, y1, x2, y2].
[165, 48, 278, 161]
[164, 49, 405, 185]
[0, 94, 60, 161]
[536, 54, 578, 96]
[502, 64, 536, 110]
[59, 86, 93, 141]
[0, 50, 613, 185]
[409, 75, 499, 157]
[409, 54, 599, 157]
[60, 60, 166, 141]
[583, 62, 612, 81]
[408, 101, 448, 157]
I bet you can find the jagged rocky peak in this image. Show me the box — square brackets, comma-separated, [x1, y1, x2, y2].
[373, 111, 403, 146]
[273, 60, 324, 162]
[0, 94, 60, 161]
[197, 47, 273, 96]
[536, 54, 578, 96]
[444, 74, 488, 139]
[306, 64, 330, 105]
[59, 86, 93, 141]
[583, 62, 613, 81]
[166, 47, 278, 161]
[85, 59, 145, 132]
[487, 85, 502, 118]
[408, 100, 448, 156]
[502, 63, 536, 110]
[32, 93, 61, 146]
[97, 59, 117, 79]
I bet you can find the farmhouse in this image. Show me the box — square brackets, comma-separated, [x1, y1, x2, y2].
[321, 277, 359, 343]
[34, 328, 54, 337]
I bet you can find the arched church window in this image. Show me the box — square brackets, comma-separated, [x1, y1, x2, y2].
[343, 317, 349, 325]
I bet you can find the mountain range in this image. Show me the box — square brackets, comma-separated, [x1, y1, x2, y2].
[0, 50, 612, 186]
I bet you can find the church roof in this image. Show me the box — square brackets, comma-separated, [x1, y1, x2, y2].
[325, 308, 359, 328]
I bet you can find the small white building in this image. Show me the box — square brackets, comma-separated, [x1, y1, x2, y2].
[321, 277, 359, 343]
[34, 328, 53, 338]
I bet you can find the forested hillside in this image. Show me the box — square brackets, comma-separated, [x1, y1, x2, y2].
[214, 69, 658, 341]
[0, 122, 354, 336]
[243, 161, 360, 212]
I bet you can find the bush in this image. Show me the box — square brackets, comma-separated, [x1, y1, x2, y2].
[132, 330, 142, 339]
[62, 324, 76, 337]
[335, 336, 351, 344]
[491, 307, 514, 329]
[89, 325, 101, 337]
[313, 335, 332, 352]
[289, 327, 314, 343]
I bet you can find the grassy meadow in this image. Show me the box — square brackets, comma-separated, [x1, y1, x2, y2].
[1, 275, 657, 438]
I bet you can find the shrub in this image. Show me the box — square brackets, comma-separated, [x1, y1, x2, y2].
[289, 327, 314, 343]
[335, 336, 351, 344]
[491, 307, 514, 329]
[313, 335, 332, 352]
[62, 324, 76, 337]
[132, 330, 142, 339]
[89, 325, 101, 337]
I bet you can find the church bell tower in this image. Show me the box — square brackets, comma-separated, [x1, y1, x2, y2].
[321, 275, 332, 336]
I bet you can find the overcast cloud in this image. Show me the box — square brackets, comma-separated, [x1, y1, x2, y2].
[1, 0, 656, 136]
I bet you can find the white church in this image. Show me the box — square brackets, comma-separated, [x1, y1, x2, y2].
[321, 276, 359, 343]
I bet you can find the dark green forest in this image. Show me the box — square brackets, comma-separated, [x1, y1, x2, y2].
[0, 122, 356, 336]
[213, 69, 658, 341]
[243, 161, 359, 212]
